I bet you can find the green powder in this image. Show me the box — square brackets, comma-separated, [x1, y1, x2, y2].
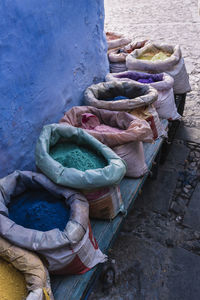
[50, 142, 107, 171]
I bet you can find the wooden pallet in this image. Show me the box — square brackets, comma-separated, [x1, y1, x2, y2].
[51, 120, 168, 300]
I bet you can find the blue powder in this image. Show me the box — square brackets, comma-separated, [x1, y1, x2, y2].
[8, 190, 70, 231]
[106, 95, 128, 101]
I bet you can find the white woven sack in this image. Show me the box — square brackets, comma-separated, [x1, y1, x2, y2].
[114, 142, 148, 178]
[154, 88, 181, 120]
[106, 31, 131, 50]
[126, 43, 191, 94]
[0, 171, 107, 275]
[110, 62, 127, 73]
[43, 224, 107, 274]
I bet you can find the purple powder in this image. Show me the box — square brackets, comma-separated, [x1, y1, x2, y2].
[115, 71, 163, 83]
[138, 78, 154, 84]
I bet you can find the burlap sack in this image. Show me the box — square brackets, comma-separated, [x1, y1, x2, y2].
[0, 236, 54, 300]
[126, 43, 191, 94]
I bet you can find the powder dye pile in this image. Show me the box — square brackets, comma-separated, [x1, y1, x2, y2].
[0, 257, 27, 300]
[106, 95, 128, 101]
[81, 113, 123, 134]
[9, 190, 70, 231]
[138, 51, 171, 61]
[50, 142, 107, 171]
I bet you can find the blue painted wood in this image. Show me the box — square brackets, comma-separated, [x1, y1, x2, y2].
[51, 120, 168, 300]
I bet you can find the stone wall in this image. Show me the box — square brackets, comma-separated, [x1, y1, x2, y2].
[0, 0, 108, 177]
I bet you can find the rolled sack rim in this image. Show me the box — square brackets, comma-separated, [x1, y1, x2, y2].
[126, 43, 182, 71]
[35, 124, 127, 189]
[0, 170, 89, 250]
[105, 71, 174, 91]
[84, 81, 158, 111]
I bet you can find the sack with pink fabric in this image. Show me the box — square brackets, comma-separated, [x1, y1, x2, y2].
[60, 106, 153, 178]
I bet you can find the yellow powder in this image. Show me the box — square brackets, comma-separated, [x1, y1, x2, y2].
[0, 257, 28, 300]
[138, 51, 155, 60]
[138, 51, 171, 61]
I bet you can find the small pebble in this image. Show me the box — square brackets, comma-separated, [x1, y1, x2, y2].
[175, 216, 182, 223]
[185, 184, 192, 189]
[183, 187, 189, 194]
[190, 162, 197, 168]
[195, 151, 200, 158]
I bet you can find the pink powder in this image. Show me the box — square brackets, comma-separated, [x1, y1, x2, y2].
[81, 113, 122, 133]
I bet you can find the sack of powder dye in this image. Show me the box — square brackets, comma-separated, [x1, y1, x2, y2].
[106, 71, 181, 120]
[0, 236, 54, 300]
[0, 171, 107, 274]
[60, 106, 153, 179]
[126, 42, 191, 94]
[128, 105, 167, 140]
[84, 80, 158, 111]
[108, 40, 148, 73]
[106, 31, 131, 50]
[35, 124, 126, 190]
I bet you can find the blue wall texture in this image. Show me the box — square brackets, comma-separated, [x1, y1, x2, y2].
[0, 0, 109, 177]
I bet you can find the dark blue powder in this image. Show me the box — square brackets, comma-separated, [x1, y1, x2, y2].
[106, 95, 128, 101]
[8, 190, 70, 231]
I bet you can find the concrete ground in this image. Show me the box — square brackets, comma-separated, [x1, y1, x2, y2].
[89, 1, 200, 299]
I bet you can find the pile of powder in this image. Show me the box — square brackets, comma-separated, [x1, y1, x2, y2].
[106, 95, 128, 101]
[138, 51, 171, 61]
[9, 190, 70, 231]
[0, 257, 27, 300]
[50, 142, 107, 171]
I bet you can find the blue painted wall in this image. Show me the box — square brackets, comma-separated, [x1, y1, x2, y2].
[0, 0, 109, 177]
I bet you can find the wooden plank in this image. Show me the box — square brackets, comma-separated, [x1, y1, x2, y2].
[51, 120, 168, 300]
